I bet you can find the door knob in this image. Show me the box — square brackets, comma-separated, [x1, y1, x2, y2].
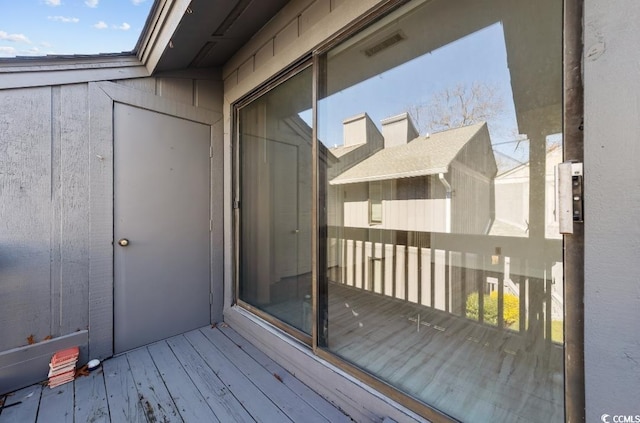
[118, 238, 130, 247]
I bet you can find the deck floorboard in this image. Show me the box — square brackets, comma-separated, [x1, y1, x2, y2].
[0, 385, 42, 423]
[147, 340, 220, 423]
[0, 326, 350, 423]
[166, 334, 255, 423]
[184, 328, 292, 423]
[200, 328, 330, 423]
[103, 354, 147, 423]
[36, 375, 74, 423]
[74, 368, 110, 423]
[219, 326, 352, 423]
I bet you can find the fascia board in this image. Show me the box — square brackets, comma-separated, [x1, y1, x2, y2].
[138, 0, 193, 74]
[0, 56, 149, 90]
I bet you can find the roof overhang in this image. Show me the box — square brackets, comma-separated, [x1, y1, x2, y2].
[330, 167, 449, 186]
[136, 0, 289, 74]
[0, 0, 288, 89]
[330, 123, 488, 186]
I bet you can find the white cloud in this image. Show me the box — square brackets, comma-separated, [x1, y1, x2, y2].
[113, 22, 131, 31]
[45, 0, 62, 6]
[0, 46, 17, 56]
[85, 0, 99, 8]
[47, 16, 80, 23]
[40, 41, 53, 48]
[0, 31, 31, 44]
[93, 21, 108, 29]
[131, 0, 147, 5]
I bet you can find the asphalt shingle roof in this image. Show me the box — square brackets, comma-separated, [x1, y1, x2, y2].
[330, 122, 486, 185]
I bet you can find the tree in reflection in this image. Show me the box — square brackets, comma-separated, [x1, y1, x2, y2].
[406, 81, 505, 135]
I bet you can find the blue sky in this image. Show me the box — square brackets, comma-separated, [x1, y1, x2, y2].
[0, 0, 154, 57]
[302, 23, 528, 160]
[298, 21, 547, 167]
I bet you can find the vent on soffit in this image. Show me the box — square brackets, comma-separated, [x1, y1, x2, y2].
[364, 31, 406, 57]
[189, 41, 218, 68]
[212, 0, 253, 37]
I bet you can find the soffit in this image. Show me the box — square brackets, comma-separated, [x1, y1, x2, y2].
[153, 0, 289, 72]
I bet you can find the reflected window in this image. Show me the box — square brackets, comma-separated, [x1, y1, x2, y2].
[369, 181, 382, 224]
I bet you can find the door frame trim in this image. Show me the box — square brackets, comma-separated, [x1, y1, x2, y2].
[563, 0, 585, 421]
[88, 81, 220, 359]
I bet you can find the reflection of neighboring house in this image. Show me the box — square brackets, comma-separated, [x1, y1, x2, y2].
[330, 113, 497, 235]
[491, 143, 563, 240]
[491, 143, 564, 318]
[327, 115, 563, 321]
[326, 114, 498, 311]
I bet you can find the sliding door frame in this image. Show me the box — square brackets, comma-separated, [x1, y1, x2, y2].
[233, 0, 584, 421]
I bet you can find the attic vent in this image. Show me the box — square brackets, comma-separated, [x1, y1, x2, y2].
[212, 0, 253, 36]
[190, 41, 218, 68]
[364, 32, 406, 57]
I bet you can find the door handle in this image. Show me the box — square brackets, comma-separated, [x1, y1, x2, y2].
[118, 238, 130, 247]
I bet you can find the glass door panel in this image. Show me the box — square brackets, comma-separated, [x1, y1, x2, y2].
[318, 0, 564, 421]
[238, 67, 313, 334]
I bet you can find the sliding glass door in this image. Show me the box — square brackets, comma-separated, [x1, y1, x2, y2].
[317, 1, 564, 421]
[236, 0, 575, 420]
[237, 66, 313, 335]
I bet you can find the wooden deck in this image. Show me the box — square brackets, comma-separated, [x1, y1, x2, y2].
[0, 326, 352, 423]
[327, 283, 564, 422]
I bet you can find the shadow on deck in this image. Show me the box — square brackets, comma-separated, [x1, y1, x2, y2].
[0, 326, 352, 423]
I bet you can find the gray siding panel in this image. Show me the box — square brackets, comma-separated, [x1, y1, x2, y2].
[87, 81, 114, 360]
[0, 330, 88, 395]
[157, 77, 195, 105]
[116, 77, 157, 94]
[59, 84, 91, 335]
[1, 74, 225, 391]
[0, 87, 53, 350]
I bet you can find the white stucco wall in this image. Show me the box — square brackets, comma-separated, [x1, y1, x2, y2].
[584, 0, 640, 419]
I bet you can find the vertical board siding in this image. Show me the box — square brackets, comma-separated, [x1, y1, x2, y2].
[195, 79, 224, 112]
[59, 84, 91, 335]
[50, 86, 63, 339]
[0, 87, 53, 350]
[88, 81, 114, 360]
[156, 78, 195, 105]
[116, 78, 157, 95]
[1, 75, 224, 368]
[299, 0, 331, 35]
[223, 0, 381, 96]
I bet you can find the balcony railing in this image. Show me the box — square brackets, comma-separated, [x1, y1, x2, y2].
[326, 226, 563, 344]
